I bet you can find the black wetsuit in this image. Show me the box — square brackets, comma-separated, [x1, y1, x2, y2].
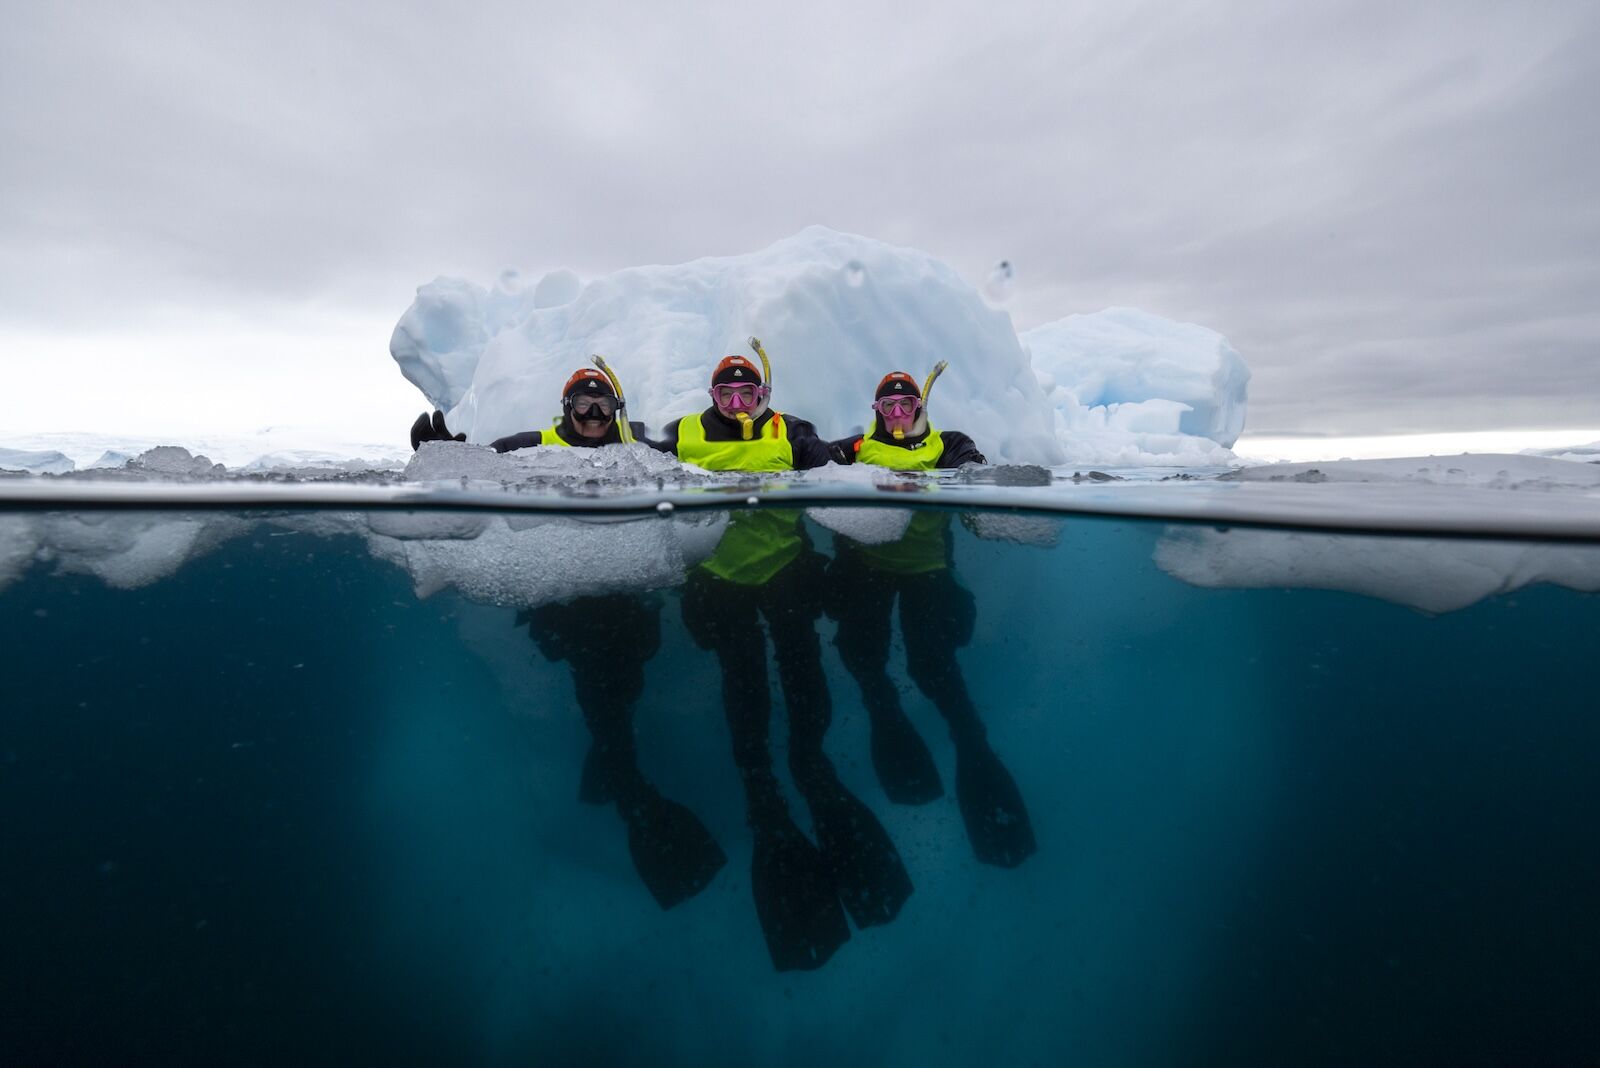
[824, 421, 985, 697]
[520, 588, 726, 912]
[666, 403, 910, 966]
[822, 422, 1035, 868]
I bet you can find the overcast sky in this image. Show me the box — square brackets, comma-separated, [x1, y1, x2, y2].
[2, 0, 1596, 441]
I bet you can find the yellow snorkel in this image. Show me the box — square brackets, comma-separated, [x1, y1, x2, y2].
[590, 354, 634, 444]
[740, 336, 775, 441]
[922, 360, 948, 405]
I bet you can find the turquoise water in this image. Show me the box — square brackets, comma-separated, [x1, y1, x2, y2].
[3, 504, 1598, 1065]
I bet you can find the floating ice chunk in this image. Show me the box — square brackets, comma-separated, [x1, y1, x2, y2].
[965, 513, 1062, 548]
[366, 512, 490, 540]
[87, 451, 135, 469]
[127, 446, 226, 478]
[363, 512, 707, 608]
[0, 448, 74, 475]
[240, 451, 406, 474]
[404, 439, 686, 487]
[1223, 454, 1600, 491]
[1154, 526, 1600, 614]
[806, 507, 913, 545]
[30, 513, 248, 590]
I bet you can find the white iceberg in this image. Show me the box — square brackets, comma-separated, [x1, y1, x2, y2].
[389, 227, 1249, 468]
[1023, 307, 1250, 465]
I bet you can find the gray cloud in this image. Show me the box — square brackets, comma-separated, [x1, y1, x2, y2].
[2, 0, 1595, 435]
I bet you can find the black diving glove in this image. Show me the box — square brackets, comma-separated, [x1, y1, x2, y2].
[409, 409, 466, 451]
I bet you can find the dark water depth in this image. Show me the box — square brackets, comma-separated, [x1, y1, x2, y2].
[2, 506, 1598, 1066]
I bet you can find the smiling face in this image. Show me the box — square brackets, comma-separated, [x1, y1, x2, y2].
[568, 391, 617, 438]
[562, 368, 619, 440]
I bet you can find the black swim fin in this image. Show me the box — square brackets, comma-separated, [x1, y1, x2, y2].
[750, 813, 851, 971]
[954, 743, 1036, 869]
[619, 788, 728, 910]
[867, 705, 944, 806]
[806, 785, 914, 928]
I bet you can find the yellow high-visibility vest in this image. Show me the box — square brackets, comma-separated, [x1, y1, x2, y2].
[675, 411, 801, 584]
[855, 428, 944, 470]
[536, 420, 573, 447]
[674, 411, 794, 472]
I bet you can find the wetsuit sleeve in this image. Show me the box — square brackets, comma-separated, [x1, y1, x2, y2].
[784, 417, 833, 470]
[650, 416, 682, 455]
[489, 431, 543, 453]
[828, 436, 863, 465]
[937, 431, 986, 467]
[626, 420, 661, 449]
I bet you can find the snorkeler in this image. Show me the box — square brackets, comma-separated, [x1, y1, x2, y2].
[519, 593, 726, 909]
[408, 365, 648, 451]
[827, 368, 1036, 868]
[416, 363, 726, 908]
[666, 341, 913, 971]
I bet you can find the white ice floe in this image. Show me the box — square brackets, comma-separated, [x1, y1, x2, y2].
[389, 227, 1249, 467]
[0, 447, 75, 475]
[1522, 438, 1600, 465]
[87, 451, 136, 470]
[806, 507, 914, 545]
[963, 513, 1063, 548]
[1221, 454, 1600, 491]
[0, 512, 249, 593]
[1156, 453, 1600, 611]
[362, 510, 726, 609]
[0, 429, 413, 473]
[1155, 526, 1600, 614]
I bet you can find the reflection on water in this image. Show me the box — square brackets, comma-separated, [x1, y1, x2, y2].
[3, 505, 1600, 1064]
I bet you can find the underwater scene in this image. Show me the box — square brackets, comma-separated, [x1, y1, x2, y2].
[3, 499, 1600, 1066]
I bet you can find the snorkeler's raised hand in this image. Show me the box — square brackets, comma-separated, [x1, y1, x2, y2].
[409, 410, 466, 450]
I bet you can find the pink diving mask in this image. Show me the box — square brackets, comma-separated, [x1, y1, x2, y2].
[873, 396, 921, 418]
[710, 383, 766, 410]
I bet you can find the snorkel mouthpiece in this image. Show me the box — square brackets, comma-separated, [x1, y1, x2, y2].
[736, 412, 754, 439]
[892, 426, 906, 440]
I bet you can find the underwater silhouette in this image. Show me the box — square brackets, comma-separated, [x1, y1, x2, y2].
[521, 594, 727, 909]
